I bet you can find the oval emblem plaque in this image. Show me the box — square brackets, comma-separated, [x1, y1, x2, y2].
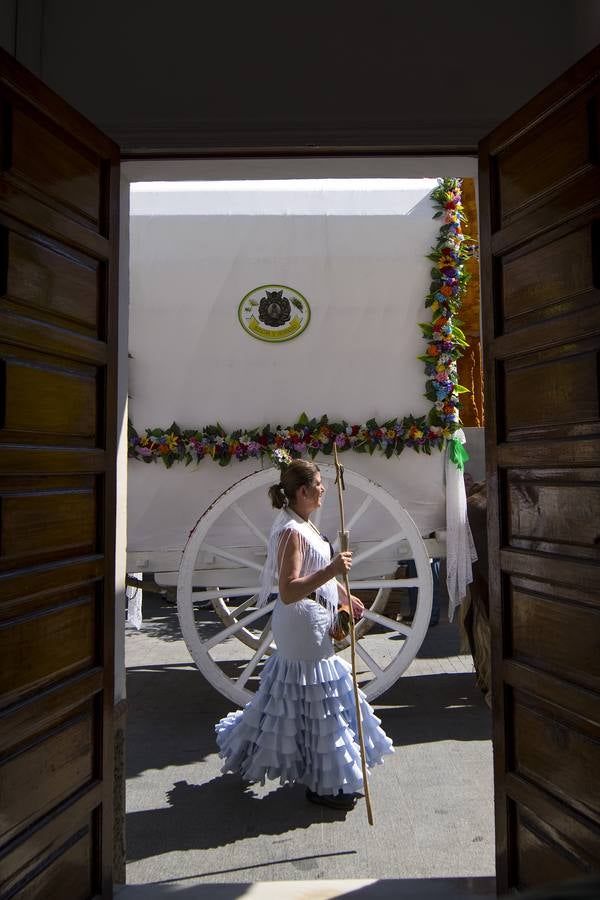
[238, 284, 310, 342]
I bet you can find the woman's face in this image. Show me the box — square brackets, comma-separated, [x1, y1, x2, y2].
[306, 472, 325, 510]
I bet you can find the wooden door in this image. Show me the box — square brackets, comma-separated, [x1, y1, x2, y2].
[0, 49, 119, 898]
[479, 45, 600, 894]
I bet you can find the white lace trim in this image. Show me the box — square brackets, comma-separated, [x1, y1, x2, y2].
[257, 509, 338, 621]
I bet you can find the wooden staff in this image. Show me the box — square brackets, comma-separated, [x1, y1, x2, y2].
[333, 443, 374, 825]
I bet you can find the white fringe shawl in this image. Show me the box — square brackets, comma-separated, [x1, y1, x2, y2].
[257, 509, 339, 622]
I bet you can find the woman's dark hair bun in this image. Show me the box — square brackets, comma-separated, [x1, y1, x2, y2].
[268, 483, 288, 509]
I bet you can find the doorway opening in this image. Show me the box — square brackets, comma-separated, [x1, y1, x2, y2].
[120, 158, 492, 893]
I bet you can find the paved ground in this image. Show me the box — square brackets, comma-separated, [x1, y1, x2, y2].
[124, 592, 495, 897]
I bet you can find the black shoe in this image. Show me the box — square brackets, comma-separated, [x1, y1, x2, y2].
[305, 788, 356, 810]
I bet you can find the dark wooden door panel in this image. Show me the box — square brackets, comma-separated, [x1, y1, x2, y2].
[514, 808, 591, 891]
[501, 223, 599, 329]
[496, 89, 597, 224]
[506, 469, 600, 561]
[0, 795, 99, 899]
[1, 705, 95, 845]
[0, 592, 96, 704]
[0, 226, 102, 336]
[0, 352, 99, 443]
[3, 101, 103, 229]
[502, 343, 599, 434]
[508, 579, 600, 691]
[0, 48, 118, 898]
[480, 44, 600, 894]
[15, 829, 95, 900]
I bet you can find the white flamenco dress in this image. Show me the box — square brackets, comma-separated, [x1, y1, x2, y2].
[215, 508, 394, 796]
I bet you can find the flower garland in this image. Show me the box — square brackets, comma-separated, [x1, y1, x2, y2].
[419, 178, 472, 432]
[128, 178, 475, 469]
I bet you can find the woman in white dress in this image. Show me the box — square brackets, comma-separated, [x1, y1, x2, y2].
[215, 459, 394, 810]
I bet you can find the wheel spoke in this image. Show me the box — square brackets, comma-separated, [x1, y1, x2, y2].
[190, 586, 264, 604]
[349, 578, 421, 590]
[355, 641, 385, 678]
[351, 531, 405, 567]
[237, 626, 273, 688]
[345, 494, 374, 535]
[215, 593, 260, 625]
[203, 543, 265, 574]
[205, 600, 276, 650]
[361, 607, 412, 636]
[225, 593, 260, 615]
[232, 502, 269, 546]
[333, 495, 374, 551]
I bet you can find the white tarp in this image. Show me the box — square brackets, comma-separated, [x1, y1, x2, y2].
[128, 181, 453, 555]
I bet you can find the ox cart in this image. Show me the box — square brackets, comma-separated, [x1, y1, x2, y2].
[125, 179, 477, 706]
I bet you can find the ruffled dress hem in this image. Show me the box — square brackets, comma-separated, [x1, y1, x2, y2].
[215, 652, 394, 796]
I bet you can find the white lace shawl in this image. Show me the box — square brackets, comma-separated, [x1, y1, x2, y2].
[257, 509, 339, 621]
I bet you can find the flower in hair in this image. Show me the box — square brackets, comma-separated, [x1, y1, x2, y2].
[271, 447, 292, 469]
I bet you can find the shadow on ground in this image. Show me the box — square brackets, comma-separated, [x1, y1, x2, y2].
[126, 776, 356, 862]
[126, 661, 489, 781]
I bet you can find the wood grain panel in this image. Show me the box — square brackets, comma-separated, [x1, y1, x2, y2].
[7, 106, 101, 226]
[498, 437, 600, 468]
[515, 808, 589, 889]
[506, 773, 600, 868]
[491, 171, 600, 257]
[0, 595, 95, 706]
[0, 356, 97, 440]
[509, 583, 600, 690]
[0, 557, 104, 611]
[503, 351, 598, 433]
[0, 669, 103, 755]
[504, 661, 600, 735]
[0, 708, 94, 844]
[513, 700, 600, 818]
[500, 550, 598, 594]
[480, 44, 600, 895]
[12, 826, 93, 900]
[494, 301, 600, 361]
[0, 46, 118, 897]
[497, 92, 596, 223]
[0, 789, 101, 896]
[502, 226, 596, 326]
[507, 471, 600, 559]
[0, 228, 100, 335]
[0, 484, 96, 568]
[0, 445, 106, 476]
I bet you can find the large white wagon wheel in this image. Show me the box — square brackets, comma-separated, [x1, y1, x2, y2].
[177, 464, 432, 706]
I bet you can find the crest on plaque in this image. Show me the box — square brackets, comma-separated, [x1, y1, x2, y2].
[238, 285, 310, 342]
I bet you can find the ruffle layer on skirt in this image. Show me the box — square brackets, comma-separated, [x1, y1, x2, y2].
[215, 652, 394, 795]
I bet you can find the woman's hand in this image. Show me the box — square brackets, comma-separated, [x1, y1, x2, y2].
[350, 594, 364, 616]
[329, 551, 352, 577]
[340, 593, 364, 621]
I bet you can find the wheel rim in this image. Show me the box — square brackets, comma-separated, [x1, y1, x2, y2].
[177, 464, 433, 706]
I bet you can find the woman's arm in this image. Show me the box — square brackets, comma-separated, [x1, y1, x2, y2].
[278, 530, 352, 605]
